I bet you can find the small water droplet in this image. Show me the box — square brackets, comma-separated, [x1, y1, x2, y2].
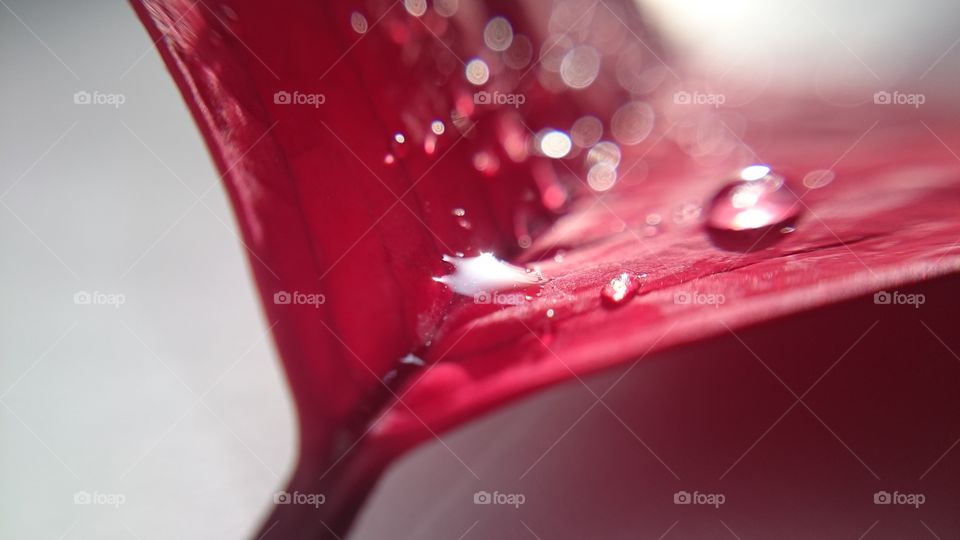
[706, 165, 802, 249]
[400, 353, 426, 366]
[384, 153, 396, 165]
[601, 272, 642, 307]
[430, 120, 445, 135]
[350, 12, 368, 34]
[571, 116, 603, 148]
[465, 58, 490, 85]
[483, 16, 514, 52]
[587, 162, 618, 191]
[802, 169, 835, 189]
[393, 132, 406, 144]
[452, 207, 466, 217]
[538, 129, 572, 158]
[404, 0, 427, 17]
[546, 308, 556, 318]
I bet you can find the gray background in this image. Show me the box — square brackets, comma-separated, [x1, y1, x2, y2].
[0, 1, 294, 538]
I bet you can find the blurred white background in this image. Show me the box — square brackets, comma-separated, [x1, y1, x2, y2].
[0, 1, 295, 538]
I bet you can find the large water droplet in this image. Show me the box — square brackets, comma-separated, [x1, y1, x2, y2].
[706, 165, 802, 249]
[600, 272, 643, 307]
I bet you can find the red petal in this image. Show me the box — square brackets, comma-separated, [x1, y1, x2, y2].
[131, 0, 960, 537]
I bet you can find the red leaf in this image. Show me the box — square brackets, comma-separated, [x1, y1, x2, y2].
[131, 0, 960, 537]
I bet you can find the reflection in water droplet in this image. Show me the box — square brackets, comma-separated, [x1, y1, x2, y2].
[431, 120, 445, 135]
[588, 162, 618, 191]
[483, 16, 514, 51]
[539, 130, 572, 159]
[560, 46, 601, 89]
[404, 0, 427, 17]
[546, 308, 556, 318]
[433, 253, 547, 296]
[433, 0, 458, 17]
[611, 101, 655, 145]
[465, 59, 490, 85]
[571, 116, 603, 148]
[350, 12, 368, 34]
[706, 166, 802, 249]
[601, 272, 642, 307]
[504, 35, 534, 69]
[452, 207, 466, 217]
[802, 169, 835, 189]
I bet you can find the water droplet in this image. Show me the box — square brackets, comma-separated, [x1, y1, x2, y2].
[587, 141, 621, 167]
[611, 101, 655, 145]
[404, 0, 427, 17]
[430, 120, 445, 135]
[601, 272, 642, 307]
[571, 116, 603, 148]
[706, 166, 802, 248]
[384, 153, 396, 165]
[546, 308, 556, 318]
[538, 129, 572, 159]
[393, 132, 406, 144]
[673, 202, 702, 225]
[400, 353, 426, 366]
[802, 169, 835, 189]
[433, 0, 458, 17]
[483, 16, 514, 52]
[587, 162, 618, 191]
[433, 253, 547, 296]
[350, 12, 368, 34]
[503, 35, 533, 69]
[560, 45, 601, 89]
[465, 59, 490, 86]
[452, 207, 466, 217]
